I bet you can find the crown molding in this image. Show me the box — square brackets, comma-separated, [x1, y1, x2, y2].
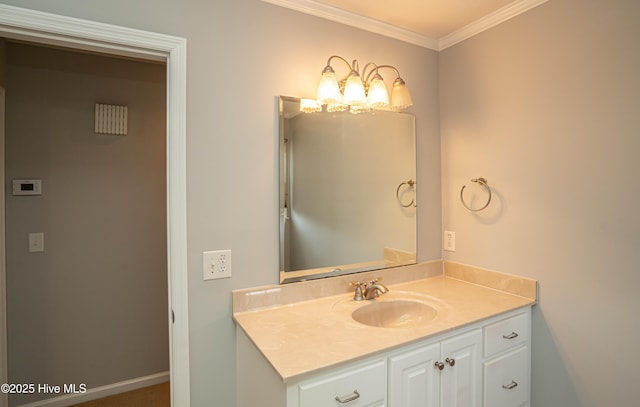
[261, 0, 440, 50]
[438, 0, 550, 50]
[262, 0, 550, 51]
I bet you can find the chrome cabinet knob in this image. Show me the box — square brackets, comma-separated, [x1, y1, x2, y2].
[445, 357, 455, 367]
[434, 361, 445, 370]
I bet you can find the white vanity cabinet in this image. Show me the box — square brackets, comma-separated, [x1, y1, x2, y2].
[388, 329, 482, 407]
[236, 307, 532, 407]
[387, 309, 531, 407]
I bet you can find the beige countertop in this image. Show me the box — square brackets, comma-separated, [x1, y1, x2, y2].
[233, 262, 536, 383]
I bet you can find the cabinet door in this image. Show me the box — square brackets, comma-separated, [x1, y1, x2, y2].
[441, 329, 482, 407]
[388, 342, 440, 407]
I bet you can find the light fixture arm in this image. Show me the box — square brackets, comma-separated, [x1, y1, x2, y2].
[362, 62, 382, 86]
[371, 64, 402, 81]
[323, 58, 405, 88]
[323, 55, 358, 82]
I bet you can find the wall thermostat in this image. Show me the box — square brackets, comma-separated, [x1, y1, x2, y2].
[12, 179, 42, 196]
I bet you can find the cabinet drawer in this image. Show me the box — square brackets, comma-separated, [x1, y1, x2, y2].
[298, 360, 386, 407]
[484, 312, 528, 358]
[484, 346, 529, 407]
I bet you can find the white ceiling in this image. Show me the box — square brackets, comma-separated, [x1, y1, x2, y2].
[316, 0, 516, 39]
[262, 0, 550, 50]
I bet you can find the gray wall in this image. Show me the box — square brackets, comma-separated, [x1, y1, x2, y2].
[5, 42, 168, 405]
[440, 0, 640, 406]
[0, 1, 442, 406]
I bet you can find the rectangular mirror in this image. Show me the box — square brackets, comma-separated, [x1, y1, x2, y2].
[279, 96, 416, 283]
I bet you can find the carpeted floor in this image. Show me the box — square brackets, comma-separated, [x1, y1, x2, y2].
[69, 382, 170, 407]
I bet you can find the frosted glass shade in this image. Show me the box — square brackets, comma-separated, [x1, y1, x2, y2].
[317, 71, 340, 105]
[342, 73, 366, 106]
[390, 77, 413, 110]
[349, 105, 370, 114]
[366, 74, 389, 109]
[327, 103, 348, 112]
[299, 99, 322, 113]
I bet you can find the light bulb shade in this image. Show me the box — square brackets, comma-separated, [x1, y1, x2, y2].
[342, 72, 366, 106]
[390, 77, 413, 110]
[317, 69, 340, 105]
[299, 99, 322, 113]
[366, 74, 389, 109]
[349, 105, 370, 114]
[327, 103, 348, 112]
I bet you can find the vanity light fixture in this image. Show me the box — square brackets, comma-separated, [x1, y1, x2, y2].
[313, 55, 413, 113]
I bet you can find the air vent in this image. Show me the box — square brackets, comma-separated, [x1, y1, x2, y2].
[95, 103, 128, 135]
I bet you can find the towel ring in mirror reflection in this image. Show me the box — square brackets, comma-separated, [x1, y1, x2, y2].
[396, 179, 416, 207]
[460, 177, 492, 211]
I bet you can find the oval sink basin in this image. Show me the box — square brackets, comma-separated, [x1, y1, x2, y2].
[351, 300, 437, 328]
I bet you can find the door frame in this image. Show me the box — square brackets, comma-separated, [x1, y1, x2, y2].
[0, 5, 190, 406]
[0, 86, 5, 407]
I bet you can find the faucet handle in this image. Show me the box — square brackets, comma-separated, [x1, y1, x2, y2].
[369, 277, 382, 284]
[349, 281, 365, 301]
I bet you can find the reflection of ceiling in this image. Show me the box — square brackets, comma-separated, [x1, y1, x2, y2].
[262, 0, 551, 50]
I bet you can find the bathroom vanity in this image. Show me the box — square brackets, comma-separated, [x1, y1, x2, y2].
[234, 261, 536, 407]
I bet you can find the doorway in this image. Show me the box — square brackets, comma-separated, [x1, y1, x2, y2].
[4, 40, 169, 406]
[0, 5, 189, 407]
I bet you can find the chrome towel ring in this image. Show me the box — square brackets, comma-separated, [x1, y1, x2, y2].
[396, 179, 416, 207]
[460, 177, 492, 211]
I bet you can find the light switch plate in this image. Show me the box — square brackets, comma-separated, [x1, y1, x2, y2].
[29, 232, 44, 253]
[203, 249, 232, 280]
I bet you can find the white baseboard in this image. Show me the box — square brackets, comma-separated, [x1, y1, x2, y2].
[17, 371, 169, 407]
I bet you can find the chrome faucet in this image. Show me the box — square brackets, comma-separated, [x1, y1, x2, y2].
[364, 278, 389, 299]
[350, 278, 389, 301]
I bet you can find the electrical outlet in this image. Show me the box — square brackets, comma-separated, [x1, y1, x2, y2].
[444, 231, 456, 252]
[203, 249, 232, 280]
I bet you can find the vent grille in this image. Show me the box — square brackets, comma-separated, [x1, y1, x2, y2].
[95, 103, 128, 135]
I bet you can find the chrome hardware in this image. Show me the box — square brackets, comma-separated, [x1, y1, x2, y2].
[335, 390, 360, 404]
[434, 361, 445, 371]
[502, 332, 519, 340]
[363, 278, 389, 300]
[396, 179, 416, 207]
[349, 281, 365, 301]
[502, 381, 518, 390]
[460, 177, 492, 211]
[445, 357, 455, 367]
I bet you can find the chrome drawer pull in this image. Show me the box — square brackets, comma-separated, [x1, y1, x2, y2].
[502, 381, 518, 390]
[502, 332, 519, 340]
[335, 390, 360, 404]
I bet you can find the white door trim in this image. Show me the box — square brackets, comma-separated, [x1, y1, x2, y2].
[0, 5, 190, 406]
[0, 86, 6, 407]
